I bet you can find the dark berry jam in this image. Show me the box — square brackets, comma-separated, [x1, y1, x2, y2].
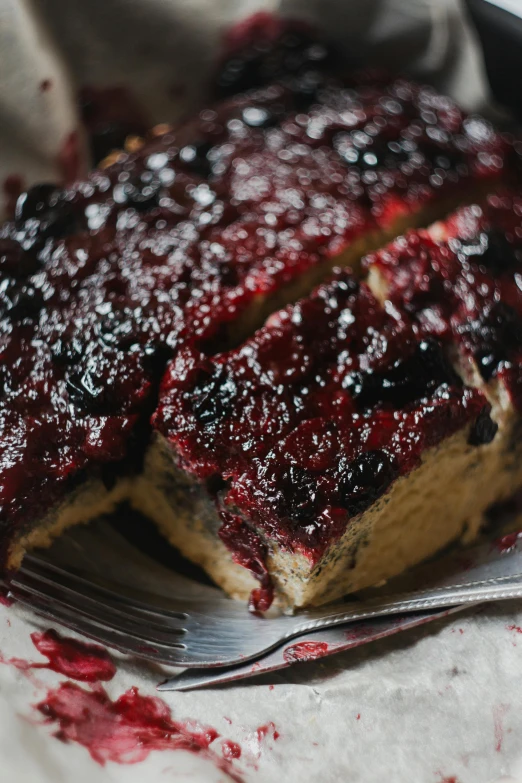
[155, 269, 488, 561]
[365, 192, 522, 410]
[0, 72, 514, 576]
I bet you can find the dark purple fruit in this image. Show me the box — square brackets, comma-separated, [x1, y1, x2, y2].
[477, 229, 518, 275]
[334, 134, 411, 171]
[468, 303, 522, 380]
[96, 309, 140, 350]
[15, 184, 78, 240]
[343, 339, 459, 410]
[416, 140, 465, 173]
[338, 450, 398, 516]
[276, 465, 319, 522]
[66, 369, 105, 412]
[179, 141, 215, 178]
[0, 279, 43, 321]
[192, 365, 237, 425]
[113, 173, 162, 212]
[0, 238, 39, 278]
[214, 30, 334, 98]
[51, 337, 84, 365]
[468, 407, 498, 446]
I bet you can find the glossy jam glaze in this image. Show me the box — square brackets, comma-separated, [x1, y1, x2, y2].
[365, 192, 522, 411]
[155, 269, 488, 563]
[0, 71, 513, 571]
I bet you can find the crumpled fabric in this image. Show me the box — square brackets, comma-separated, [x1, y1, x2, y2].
[0, 0, 490, 216]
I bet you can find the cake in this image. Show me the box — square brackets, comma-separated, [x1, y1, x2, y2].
[1, 70, 521, 610]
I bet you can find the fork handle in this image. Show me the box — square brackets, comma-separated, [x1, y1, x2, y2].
[290, 575, 522, 636]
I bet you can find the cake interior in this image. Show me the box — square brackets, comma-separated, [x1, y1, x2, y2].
[131, 421, 522, 608]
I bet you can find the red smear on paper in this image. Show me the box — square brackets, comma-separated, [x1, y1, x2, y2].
[36, 681, 243, 779]
[256, 722, 280, 742]
[493, 703, 510, 752]
[222, 740, 242, 760]
[436, 772, 460, 783]
[30, 630, 116, 683]
[0, 629, 116, 684]
[283, 641, 329, 663]
[506, 624, 522, 634]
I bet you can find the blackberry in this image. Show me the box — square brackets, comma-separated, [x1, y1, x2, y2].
[338, 450, 398, 516]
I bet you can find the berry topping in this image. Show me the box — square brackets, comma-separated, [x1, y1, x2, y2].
[112, 174, 162, 212]
[192, 366, 237, 426]
[15, 184, 79, 240]
[0, 68, 514, 581]
[365, 193, 522, 409]
[343, 339, 459, 410]
[338, 450, 398, 516]
[276, 466, 320, 522]
[468, 303, 522, 381]
[157, 270, 487, 559]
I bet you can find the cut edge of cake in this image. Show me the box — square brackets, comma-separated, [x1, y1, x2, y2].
[132, 419, 522, 609]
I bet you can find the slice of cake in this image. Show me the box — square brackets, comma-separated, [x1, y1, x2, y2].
[142, 269, 520, 609]
[0, 74, 518, 605]
[365, 191, 522, 468]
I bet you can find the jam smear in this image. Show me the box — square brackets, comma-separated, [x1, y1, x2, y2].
[30, 629, 116, 683]
[36, 681, 243, 779]
[218, 512, 274, 612]
[283, 641, 329, 662]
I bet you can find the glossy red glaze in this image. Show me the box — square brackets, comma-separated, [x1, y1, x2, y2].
[157, 269, 488, 576]
[0, 62, 514, 576]
[366, 192, 522, 411]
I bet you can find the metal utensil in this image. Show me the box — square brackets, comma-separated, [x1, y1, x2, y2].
[4, 520, 522, 669]
[158, 605, 468, 691]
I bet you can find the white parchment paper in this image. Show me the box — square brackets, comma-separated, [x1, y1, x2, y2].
[1, 1, 521, 781]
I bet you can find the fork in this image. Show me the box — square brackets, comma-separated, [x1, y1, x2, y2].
[4, 521, 522, 668]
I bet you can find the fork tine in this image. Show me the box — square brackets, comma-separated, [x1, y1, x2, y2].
[22, 557, 198, 617]
[11, 576, 192, 648]
[13, 592, 190, 665]
[15, 567, 189, 633]
[12, 589, 236, 667]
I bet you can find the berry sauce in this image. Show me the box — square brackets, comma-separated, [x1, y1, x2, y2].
[0, 63, 514, 578]
[30, 629, 116, 682]
[155, 269, 488, 572]
[365, 191, 522, 411]
[36, 681, 243, 778]
[283, 641, 329, 662]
